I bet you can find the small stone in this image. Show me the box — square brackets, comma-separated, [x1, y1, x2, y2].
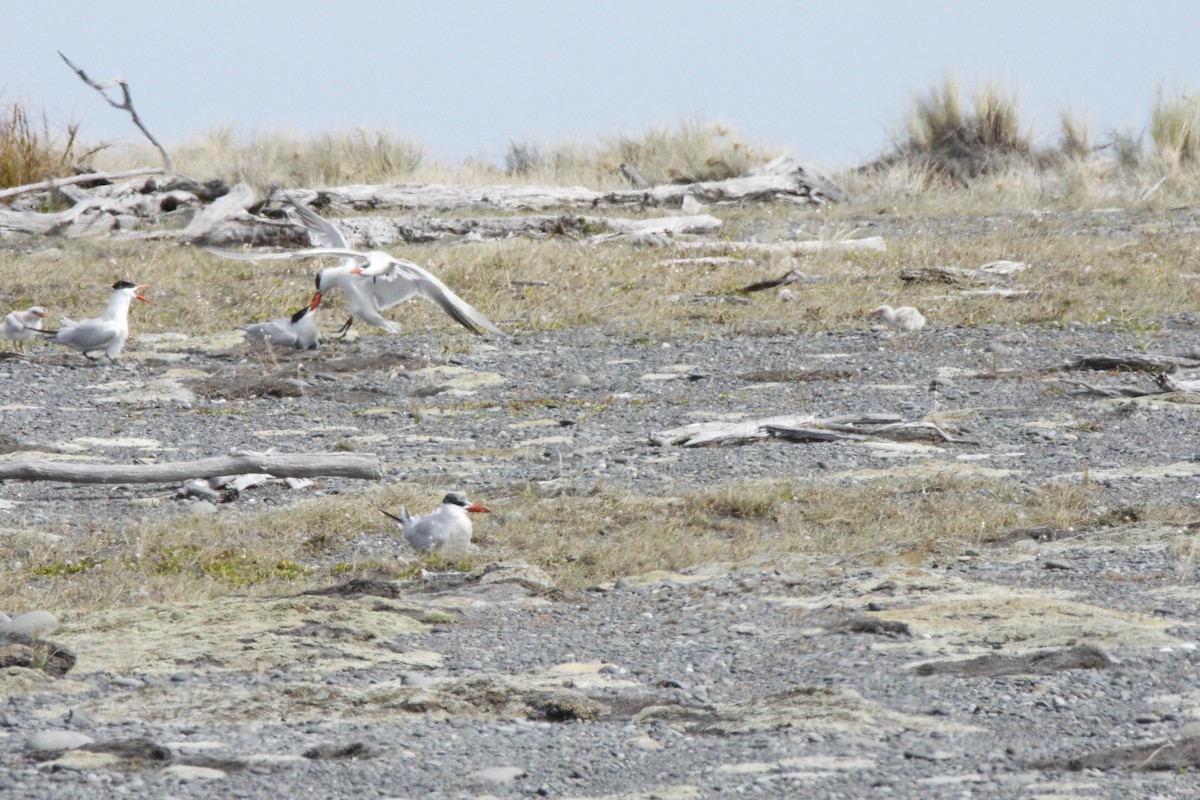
[559, 373, 592, 391]
[1043, 560, 1073, 571]
[66, 708, 96, 729]
[27, 730, 94, 752]
[187, 501, 218, 516]
[2, 610, 59, 636]
[468, 766, 526, 784]
[400, 672, 432, 687]
[163, 765, 228, 781]
[111, 676, 145, 689]
[630, 736, 665, 752]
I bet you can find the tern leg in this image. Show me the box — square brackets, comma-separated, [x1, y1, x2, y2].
[336, 317, 354, 338]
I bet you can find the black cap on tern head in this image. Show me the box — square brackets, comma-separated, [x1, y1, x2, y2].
[442, 493, 469, 507]
[289, 306, 310, 324]
[113, 280, 138, 290]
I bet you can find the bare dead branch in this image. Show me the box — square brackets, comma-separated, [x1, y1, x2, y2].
[0, 452, 381, 484]
[0, 167, 166, 201]
[58, 51, 174, 173]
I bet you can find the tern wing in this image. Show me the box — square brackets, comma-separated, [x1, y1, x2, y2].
[371, 256, 505, 336]
[286, 196, 349, 249]
[53, 318, 118, 352]
[205, 246, 370, 265]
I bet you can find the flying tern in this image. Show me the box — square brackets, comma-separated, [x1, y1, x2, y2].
[4, 306, 47, 352]
[41, 281, 149, 362]
[870, 304, 926, 334]
[380, 492, 492, 553]
[242, 295, 321, 351]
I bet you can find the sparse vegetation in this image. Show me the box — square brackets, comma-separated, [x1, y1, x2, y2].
[1149, 84, 1200, 166]
[0, 100, 91, 189]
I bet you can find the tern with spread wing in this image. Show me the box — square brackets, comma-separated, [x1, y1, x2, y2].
[242, 296, 321, 351]
[4, 306, 47, 352]
[206, 199, 504, 337]
[380, 492, 492, 553]
[41, 281, 149, 362]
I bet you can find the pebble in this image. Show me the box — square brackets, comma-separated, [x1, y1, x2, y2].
[26, 730, 94, 752]
[1, 610, 59, 636]
[468, 765, 527, 784]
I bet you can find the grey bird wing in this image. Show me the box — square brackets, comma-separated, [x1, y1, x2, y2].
[205, 246, 370, 265]
[370, 256, 506, 336]
[242, 319, 298, 348]
[53, 318, 118, 352]
[286, 196, 349, 249]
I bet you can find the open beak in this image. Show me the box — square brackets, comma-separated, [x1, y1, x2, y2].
[349, 267, 365, 275]
[466, 503, 492, 514]
[309, 291, 323, 311]
[135, 284, 151, 303]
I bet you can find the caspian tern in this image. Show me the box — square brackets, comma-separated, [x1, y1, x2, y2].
[242, 295, 321, 351]
[4, 306, 47, 352]
[41, 281, 150, 362]
[380, 493, 492, 553]
[206, 199, 504, 337]
[870, 304, 926, 334]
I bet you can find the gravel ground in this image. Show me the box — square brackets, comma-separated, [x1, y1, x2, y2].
[2, 308, 1200, 798]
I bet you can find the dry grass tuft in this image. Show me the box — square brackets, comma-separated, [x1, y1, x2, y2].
[895, 72, 1032, 183]
[0, 100, 92, 190]
[1149, 85, 1200, 167]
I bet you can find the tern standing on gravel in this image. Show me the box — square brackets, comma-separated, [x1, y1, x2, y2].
[870, 304, 926, 334]
[41, 281, 150, 362]
[4, 306, 47, 352]
[380, 493, 492, 553]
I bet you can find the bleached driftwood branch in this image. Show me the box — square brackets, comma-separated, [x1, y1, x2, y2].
[281, 161, 845, 213]
[0, 452, 381, 484]
[0, 168, 167, 201]
[650, 413, 970, 448]
[667, 237, 886, 255]
[1061, 354, 1200, 373]
[59, 51, 174, 173]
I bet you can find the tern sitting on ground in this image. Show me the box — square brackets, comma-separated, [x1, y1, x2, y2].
[242, 296, 321, 351]
[41, 281, 149, 362]
[380, 493, 492, 553]
[870, 304, 926, 334]
[4, 306, 47, 352]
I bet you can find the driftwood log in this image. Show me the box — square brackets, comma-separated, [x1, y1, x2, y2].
[0, 452, 381, 484]
[1061, 354, 1200, 373]
[650, 413, 967, 448]
[281, 160, 845, 213]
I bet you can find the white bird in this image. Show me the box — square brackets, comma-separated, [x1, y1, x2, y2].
[4, 306, 47, 352]
[242, 297, 321, 351]
[207, 199, 504, 337]
[380, 492, 492, 553]
[870, 304, 926, 334]
[41, 281, 149, 362]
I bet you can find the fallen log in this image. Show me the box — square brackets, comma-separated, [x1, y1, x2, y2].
[0, 452, 381, 484]
[667, 237, 886, 255]
[0, 167, 167, 202]
[282, 162, 845, 213]
[648, 413, 968, 448]
[1061, 354, 1200, 373]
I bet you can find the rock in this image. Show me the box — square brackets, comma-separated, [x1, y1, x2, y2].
[1, 610, 59, 636]
[163, 765, 228, 781]
[468, 765, 526, 784]
[26, 730, 94, 752]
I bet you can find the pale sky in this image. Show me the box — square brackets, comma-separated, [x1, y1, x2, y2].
[4, 1, 1196, 170]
